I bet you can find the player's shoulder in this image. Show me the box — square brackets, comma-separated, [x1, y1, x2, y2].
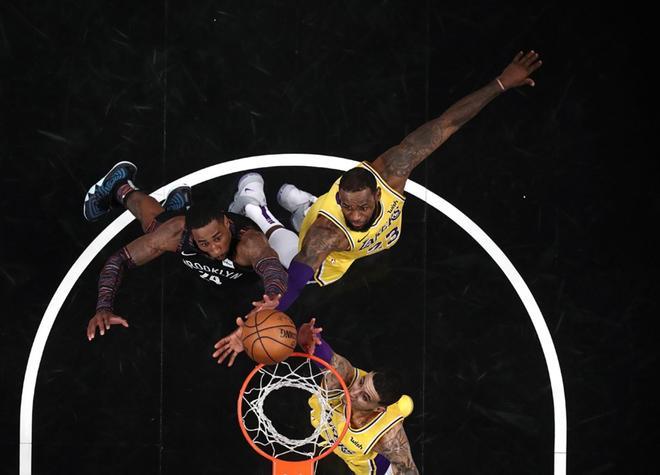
[365, 159, 406, 197]
[226, 212, 260, 232]
[312, 213, 345, 234]
[392, 395, 413, 417]
[239, 227, 267, 244]
[235, 228, 268, 254]
[306, 215, 350, 250]
[233, 228, 271, 266]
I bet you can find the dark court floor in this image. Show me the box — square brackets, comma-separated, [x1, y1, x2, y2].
[1, 2, 656, 474]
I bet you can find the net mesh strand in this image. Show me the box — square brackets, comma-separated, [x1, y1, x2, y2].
[241, 358, 347, 459]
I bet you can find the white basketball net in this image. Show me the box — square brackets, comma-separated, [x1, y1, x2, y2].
[240, 357, 348, 460]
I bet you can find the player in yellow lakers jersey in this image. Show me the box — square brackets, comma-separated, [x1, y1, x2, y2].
[299, 318, 418, 474]
[215, 51, 542, 362]
[295, 162, 404, 286]
[226, 50, 542, 314]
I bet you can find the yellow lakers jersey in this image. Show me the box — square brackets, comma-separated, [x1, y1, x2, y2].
[309, 368, 413, 475]
[299, 161, 406, 286]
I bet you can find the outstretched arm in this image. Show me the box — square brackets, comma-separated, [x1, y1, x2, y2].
[297, 319, 355, 389]
[87, 218, 183, 340]
[272, 217, 350, 313]
[371, 50, 543, 192]
[373, 423, 419, 474]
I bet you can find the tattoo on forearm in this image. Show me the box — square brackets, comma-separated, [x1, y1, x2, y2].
[440, 81, 501, 128]
[384, 120, 445, 179]
[299, 224, 347, 267]
[376, 426, 419, 475]
[380, 81, 501, 183]
[325, 353, 352, 390]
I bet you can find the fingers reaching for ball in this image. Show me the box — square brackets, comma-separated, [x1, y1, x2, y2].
[212, 309, 297, 367]
[212, 324, 244, 367]
[242, 309, 297, 365]
[297, 317, 324, 354]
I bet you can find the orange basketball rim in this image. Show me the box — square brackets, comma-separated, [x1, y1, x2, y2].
[237, 352, 352, 475]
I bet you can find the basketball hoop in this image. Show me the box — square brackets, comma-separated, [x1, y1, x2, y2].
[237, 352, 352, 475]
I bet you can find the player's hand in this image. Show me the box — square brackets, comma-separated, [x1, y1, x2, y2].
[212, 317, 245, 367]
[297, 318, 323, 354]
[87, 310, 129, 341]
[251, 293, 281, 312]
[498, 50, 542, 90]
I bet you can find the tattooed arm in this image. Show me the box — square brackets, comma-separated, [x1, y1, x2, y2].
[371, 50, 542, 193]
[123, 216, 185, 264]
[295, 318, 355, 387]
[271, 216, 351, 313]
[295, 215, 350, 270]
[323, 350, 356, 390]
[373, 423, 419, 475]
[87, 217, 184, 340]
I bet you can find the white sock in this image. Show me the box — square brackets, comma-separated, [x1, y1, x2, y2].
[268, 228, 299, 268]
[244, 203, 282, 234]
[244, 203, 299, 268]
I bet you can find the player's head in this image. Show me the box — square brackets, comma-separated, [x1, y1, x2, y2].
[349, 369, 403, 412]
[336, 168, 381, 232]
[185, 200, 231, 260]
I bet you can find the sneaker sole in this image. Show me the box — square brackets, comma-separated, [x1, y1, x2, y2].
[83, 160, 137, 221]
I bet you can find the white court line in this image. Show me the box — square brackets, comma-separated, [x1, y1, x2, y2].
[19, 154, 566, 474]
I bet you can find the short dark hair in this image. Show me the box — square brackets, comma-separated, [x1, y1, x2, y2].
[185, 199, 226, 231]
[339, 167, 377, 193]
[372, 369, 403, 407]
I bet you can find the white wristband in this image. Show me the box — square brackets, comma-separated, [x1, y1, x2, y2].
[496, 78, 506, 91]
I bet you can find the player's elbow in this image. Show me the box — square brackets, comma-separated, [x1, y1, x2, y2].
[294, 250, 320, 269]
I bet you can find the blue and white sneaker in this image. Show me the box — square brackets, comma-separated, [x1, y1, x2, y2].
[83, 161, 137, 222]
[163, 185, 192, 212]
[228, 172, 267, 215]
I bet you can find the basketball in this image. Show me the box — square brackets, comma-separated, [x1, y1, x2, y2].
[242, 309, 297, 365]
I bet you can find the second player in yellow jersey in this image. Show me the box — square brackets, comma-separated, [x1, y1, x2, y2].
[309, 367, 413, 474]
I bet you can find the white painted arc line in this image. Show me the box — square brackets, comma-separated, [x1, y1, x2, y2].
[19, 153, 566, 475]
[405, 180, 567, 456]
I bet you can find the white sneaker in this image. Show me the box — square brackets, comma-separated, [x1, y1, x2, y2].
[277, 183, 316, 213]
[277, 184, 317, 232]
[228, 172, 267, 215]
